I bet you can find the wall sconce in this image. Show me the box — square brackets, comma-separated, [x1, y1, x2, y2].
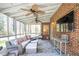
[51, 22, 54, 25]
[51, 22, 56, 28]
[52, 22, 56, 25]
[43, 29, 47, 32]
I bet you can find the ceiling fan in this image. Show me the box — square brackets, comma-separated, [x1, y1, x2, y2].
[21, 4, 45, 23]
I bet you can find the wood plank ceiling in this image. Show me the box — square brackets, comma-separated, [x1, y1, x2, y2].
[0, 3, 62, 24]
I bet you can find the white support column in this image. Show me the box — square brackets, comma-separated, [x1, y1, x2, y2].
[65, 42, 67, 55]
[7, 16, 9, 41]
[54, 39, 56, 49]
[13, 18, 17, 40]
[60, 42, 62, 55]
[24, 24, 26, 37]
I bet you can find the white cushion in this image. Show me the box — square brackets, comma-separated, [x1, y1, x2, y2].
[0, 47, 8, 56]
[31, 40, 38, 43]
[21, 40, 30, 48]
[25, 42, 37, 54]
[8, 50, 19, 56]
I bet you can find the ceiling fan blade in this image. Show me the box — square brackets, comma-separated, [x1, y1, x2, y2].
[37, 11, 45, 15]
[21, 8, 30, 12]
[37, 20, 42, 23]
[25, 12, 32, 16]
[35, 18, 42, 23]
[32, 4, 39, 11]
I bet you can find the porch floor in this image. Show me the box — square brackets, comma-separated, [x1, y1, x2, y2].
[21, 39, 61, 56]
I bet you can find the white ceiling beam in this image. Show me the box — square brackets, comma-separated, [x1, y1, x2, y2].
[16, 13, 52, 21]
[21, 15, 51, 22]
[17, 14, 52, 22]
[0, 3, 61, 24]
[8, 6, 56, 17]
[1, 4, 60, 15]
[17, 16, 51, 23]
[14, 15, 33, 20]
[0, 4, 32, 13]
[8, 12, 26, 17]
[3, 8, 50, 17]
[1, 3, 60, 13]
[7, 8, 56, 18]
[9, 4, 61, 18]
[17, 12, 54, 23]
[5, 6, 57, 15]
[12, 10, 54, 20]
[21, 17, 50, 24]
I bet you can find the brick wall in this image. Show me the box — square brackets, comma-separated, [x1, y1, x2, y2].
[69, 9, 79, 55]
[50, 3, 79, 55]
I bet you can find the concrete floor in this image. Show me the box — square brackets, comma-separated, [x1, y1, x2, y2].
[22, 39, 60, 56]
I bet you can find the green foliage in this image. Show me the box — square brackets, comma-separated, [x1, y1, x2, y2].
[0, 40, 6, 47]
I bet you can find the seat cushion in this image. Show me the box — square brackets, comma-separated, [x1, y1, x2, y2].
[25, 42, 37, 54]
[21, 40, 30, 48]
[0, 47, 8, 56]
